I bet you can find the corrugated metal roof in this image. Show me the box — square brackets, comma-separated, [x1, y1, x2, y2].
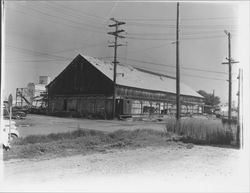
[83, 55, 203, 98]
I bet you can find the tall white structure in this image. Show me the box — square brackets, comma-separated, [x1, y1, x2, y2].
[39, 76, 51, 85]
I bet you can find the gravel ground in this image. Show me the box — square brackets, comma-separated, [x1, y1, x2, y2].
[2, 144, 249, 192]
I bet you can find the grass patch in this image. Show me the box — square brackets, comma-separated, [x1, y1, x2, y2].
[5, 119, 237, 161]
[15, 129, 105, 145]
[165, 118, 235, 145]
[4, 128, 171, 161]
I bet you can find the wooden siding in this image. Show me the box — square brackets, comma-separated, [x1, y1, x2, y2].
[116, 85, 204, 104]
[49, 96, 113, 119]
[47, 55, 113, 96]
[47, 55, 204, 118]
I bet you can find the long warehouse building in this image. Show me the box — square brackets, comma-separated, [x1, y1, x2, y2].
[47, 54, 204, 119]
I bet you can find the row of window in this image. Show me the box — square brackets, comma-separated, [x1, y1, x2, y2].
[131, 100, 202, 115]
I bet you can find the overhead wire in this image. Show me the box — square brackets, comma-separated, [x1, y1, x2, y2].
[5, 41, 110, 63]
[14, 4, 107, 34]
[26, 4, 106, 31]
[122, 63, 227, 82]
[125, 21, 238, 29]
[5, 44, 73, 60]
[126, 42, 173, 53]
[51, 42, 108, 54]
[116, 57, 228, 75]
[128, 29, 238, 37]
[126, 35, 227, 41]
[7, 6, 105, 35]
[42, 1, 109, 31]
[48, 1, 105, 22]
[118, 16, 237, 21]
[5, 59, 72, 63]
[5, 4, 237, 84]
[96, 56, 229, 78]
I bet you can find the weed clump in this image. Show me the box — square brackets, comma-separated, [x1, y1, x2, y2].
[5, 128, 168, 160]
[165, 118, 235, 145]
[14, 129, 106, 145]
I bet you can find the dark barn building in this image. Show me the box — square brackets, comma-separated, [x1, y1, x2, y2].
[47, 54, 204, 119]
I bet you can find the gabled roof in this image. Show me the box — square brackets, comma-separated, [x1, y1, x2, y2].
[82, 55, 203, 98]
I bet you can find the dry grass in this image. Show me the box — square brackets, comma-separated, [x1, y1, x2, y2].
[4, 129, 172, 160]
[4, 118, 237, 161]
[165, 118, 235, 145]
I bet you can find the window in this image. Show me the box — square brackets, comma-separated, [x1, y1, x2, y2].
[131, 100, 142, 114]
[142, 101, 151, 114]
[151, 102, 160, 114]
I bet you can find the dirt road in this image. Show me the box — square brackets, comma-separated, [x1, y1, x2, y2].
[2, 144, 248, 192]
[16, 114, 166, 137]
[3, 114, 249, 192]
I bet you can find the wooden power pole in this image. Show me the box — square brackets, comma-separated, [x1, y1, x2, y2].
[212, 89, 215, 113]
[222, 31, 239, 122]
[176, 2, 181, 123]
[237, 68, 242, 148]
[108, 18, 126, 119]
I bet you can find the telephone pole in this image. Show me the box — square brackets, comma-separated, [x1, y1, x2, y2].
[222, 31, 239, 122]
[108, 18, 126, 119]
[237, 68, 242, 147]
[176, 2, 181, 124]
[212, 89, 215, 114]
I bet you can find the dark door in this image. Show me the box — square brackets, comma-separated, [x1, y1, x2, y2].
[116, 99, 123, 116]
[63, 99, 67, 111]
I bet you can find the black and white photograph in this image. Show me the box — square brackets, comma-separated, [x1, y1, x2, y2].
[0, 0, 249, 192]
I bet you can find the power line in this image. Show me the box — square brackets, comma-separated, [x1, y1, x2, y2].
[41, 1, 109, 31]
[6, 31, 108, 54]
[128, 29, 238, 37]
[126, 35, 224, 41]
[51, 42, 108, 54]
[23, 4, 106, 31]
[8, 7, 105, 35]
[5, 59, 72, 63]
[6, 44, 73, 60]
[124, 63, 227, 82]
[126, 34, 239, 41]
[125, 21, 238, 29]
[101, 56, 229, 76]
[118, 17, 237, 21]
[116, 57, 228, 75]
[127, 42, 173, 53]
[12, 5, 106, 34]
[48, 1, 105, 22]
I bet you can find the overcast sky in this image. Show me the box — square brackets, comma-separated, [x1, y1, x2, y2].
[2, 1, 248, 104]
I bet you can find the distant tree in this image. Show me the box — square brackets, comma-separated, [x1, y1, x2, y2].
[197, 90, 221, 106]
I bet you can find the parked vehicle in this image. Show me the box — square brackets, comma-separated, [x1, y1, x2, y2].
[3, 105, 27, 120]
[1, 119, 19, 150]
[12, 106, 30, 114]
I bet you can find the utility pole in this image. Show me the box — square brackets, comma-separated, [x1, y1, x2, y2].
[108, 18, 126, 119]
[222, 31, 239, 123]
[212, 89, 215, 114]
[176, 2, 181, 125]
[236, 68, 242, 148]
